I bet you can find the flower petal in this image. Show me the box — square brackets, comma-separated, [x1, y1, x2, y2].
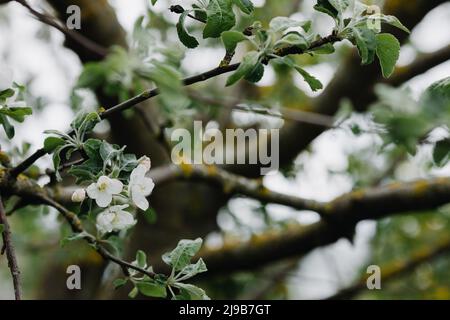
[86, 183, 99, 199]
[131, 188, 149, 211]
[97, 175, 110, 185]
[141, 177, 155, 196]
[107, 178, 123, 195]
[130, 165, 146, 183]
[113, 211, 136, 231]
[96, 211, 115, 234]
[95, 192, 112, 207]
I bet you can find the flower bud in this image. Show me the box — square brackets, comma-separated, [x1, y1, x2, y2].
[71, 188, 86, 202]
[138, 155, 151, 172]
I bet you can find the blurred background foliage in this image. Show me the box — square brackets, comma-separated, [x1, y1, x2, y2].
[1, 0, 450, 299]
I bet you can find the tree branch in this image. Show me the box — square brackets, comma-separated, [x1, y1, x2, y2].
[9, 33, 341, 177]
[0, 195, 22, 300]
[326, 237, 450, 300]
[14, 0, 108, 59]
[0, 176, 156, 279]
[187, 90, 336, 128]
[185, 177, 450, 275]
[148, 164, 323, 213]
[388, 44, 450, 87]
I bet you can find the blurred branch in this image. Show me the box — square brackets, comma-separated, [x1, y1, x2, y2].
[188, 91, 336, 128]
[149, 163, 323, 212]
[0, 195, 22, 300]
[9, 33, 342, 177]
[326, 237, 450, 300]
[238, 259, 299, 300]
[229, 0, 448, 177]
[186, 177, 450, 275]
[389, 44, 450, 87]
[14, 0, 108, 58]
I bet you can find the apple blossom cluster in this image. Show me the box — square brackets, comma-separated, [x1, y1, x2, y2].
[70, 155, 155, 235]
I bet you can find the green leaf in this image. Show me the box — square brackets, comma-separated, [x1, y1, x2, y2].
[113, 278, 128, 289]
[433, 139, 450, 167]
[329, 0, 349, 14]
[99, 141, 121, 164]
[147, 61, 189, 110]
[221, 30, 248, 52]
[244, 62, 265, 83]
[76, 63, 107, 90]
[420, 77, 450, 118]
[128, 287, 139, 299]
[83, 139, 102, 161]
[352, 27, 376, 65]
[310, 43, 335, 54]
[274, 57, 323, 92]
[143, 206, 158, 224]
[0, 88, 14, 100]
[269, 17, 311, 33]
[120, 153, 138, 172]
[0, 224, 4, 233]
[60, 232, 88, 247]
[0, 114, 14, 139]
[174, 283, 210, 300]
[378, 15, 410, 34]
[136, 250, 147, 268]
[136, 281, 167, 298]
[226, 51, 260, 86]
[375, 33, 400, 78]
[275, 32, 309, 49]
[150, 0, 158, 5]
[176, 11, 199, 49]
[44, 137, 66, 153]
[0, 107, 32, 122]
[177, 258, 208, 280]
[233, 0, 254, 14]
[203, 0, 236, 39]
[162, 238, 203, 272]
[295, 67, 323, 92]
[72, 112, 100, 138]
[314, 0, 339, 19]
[67, 158, 101, 183]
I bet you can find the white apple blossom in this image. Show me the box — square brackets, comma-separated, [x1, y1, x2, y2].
[128, 164, 155, 211]
[86, 175, 123, 207]
[137, 155, 151, 171]
[96, 205, 135, 234]
[71, 188, 86, 202]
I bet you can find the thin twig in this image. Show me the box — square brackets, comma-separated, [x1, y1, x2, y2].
[36, 194, 155, 278]
[0, 195, 22, 300]
[14, 0, 108, 58]
[10, 34, 340, 177]
[187, 91, 336, 128]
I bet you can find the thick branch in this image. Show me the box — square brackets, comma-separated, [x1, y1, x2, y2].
[326, 237, 450, 300]
[149, 164, 323, 213]
[190, 177, 450, 275]
[0, 195, 22, 300]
